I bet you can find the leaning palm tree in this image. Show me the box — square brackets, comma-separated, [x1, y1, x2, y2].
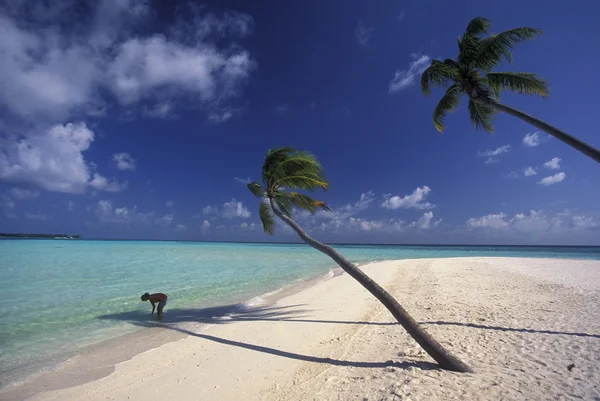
[247, 147, 472, 372]
[421, 17, 600, 164]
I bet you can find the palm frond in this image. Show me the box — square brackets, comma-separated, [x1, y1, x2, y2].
[485, 72, 549, 97]
[433, 84, 462, 132]
[457, 34, 481, 65]
[465, 17, 491, 38]
[421, 60, 459, 95]
[261, 148, 329, 192]
[247, 182, 266, 198]
[468, 99, 496, 133]
[475, 27, 543, 70]
[262, 147, 294, 184]
[274, 192, 294, 217]
[289, 192, 331, 214]
[259, 201, 276, 235]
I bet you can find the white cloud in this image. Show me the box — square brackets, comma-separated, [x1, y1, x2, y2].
[234, 177, 252, 184]
[157, 213, 173, 226]
[9, 188, 40, 199]
[240, 222, 258, 231]
[467, 213, 510, 229]
[201, 220, 211, 233]
[166, 201, 174, 207]
[203, 205, 218, 216]
[94, 199, 155, 224]
[0, 3, 255, 123]
[355, 21, 374, 46]
[523, 167, 537, 177]
[142, 102, 173, 119]
[107, 35, 253, 106]
[388, 54, 431, 92]
[544, 157, 561, 170]
[538, 172, 566, 186]
[409, 211, 438, 230]
[381, 186, 433, 210]
[523, 131, 542, 147]
[222, 199, 251, 218]
[298, 192, 441, 235]
[24, 212, 47, 221]
[466, 209, 599, 237]
[113, 152, 136, 171]
[477, 145, 511, 164]
[175, 224, 187, 231]
[68, 200, 74, 211]
[89, 173, 127, 192]
[0, 122, 123, 193]
[208, 109, 235, 123]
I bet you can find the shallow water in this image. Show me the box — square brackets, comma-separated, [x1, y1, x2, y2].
[1, 239, 599, 387]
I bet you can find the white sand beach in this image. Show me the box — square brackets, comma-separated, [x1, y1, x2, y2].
[4, 257, 600, 401]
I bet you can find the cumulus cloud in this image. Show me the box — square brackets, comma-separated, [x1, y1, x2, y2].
[234, 177, 252, 184]
[201, 220, 211, 233]
[477, 145, 511, 164]
[466, 210, 599, 238]
[408, 211, 439, 230]
[0, 1, 255, 123]
[389, 54, 431, 92]
[544, 157, 561, 170]
[538, 172, 566, 186]
[523, 131, 542, 147]
[222, 199, 251, 218]
[523, 167, 537, 177]
[467, 213, 510, 229]
[0, 123, 124, 193]
[381, 186, 433, 210]
[94, 199, 155, 224]
[201, 199, 251, 219]
[89, 173, 127, 192]
[113, 152, 136, 171]
[355, 21, 374, 46]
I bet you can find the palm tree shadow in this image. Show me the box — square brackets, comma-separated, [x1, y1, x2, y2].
[98, 304, 434, 371]
[134, 320, 437, 370]
[421, 321, 600, 339]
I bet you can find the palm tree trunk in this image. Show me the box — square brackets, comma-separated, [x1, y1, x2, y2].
[476, 97, 600, 164]
[271, 206, 473, 373]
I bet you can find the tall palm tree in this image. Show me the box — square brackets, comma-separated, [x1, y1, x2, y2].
[421, 17, 600, 164]
[247, 147, 472, 373]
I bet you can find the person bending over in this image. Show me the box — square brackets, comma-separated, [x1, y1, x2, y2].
[141, 292, 168, 321]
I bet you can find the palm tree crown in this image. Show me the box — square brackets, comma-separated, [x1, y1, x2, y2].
[247, 147, 331, 234]
[421, 17, 546, 133]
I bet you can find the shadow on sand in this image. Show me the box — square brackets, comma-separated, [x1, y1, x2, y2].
[98, 304, 435, 371]
[420, 321, 600, 339]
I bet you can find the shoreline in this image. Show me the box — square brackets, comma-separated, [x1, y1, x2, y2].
[0, 266, 344, 400]
[2, 257, 599, 400]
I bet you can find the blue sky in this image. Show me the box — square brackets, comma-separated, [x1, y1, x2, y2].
[1, 0, 599, 245]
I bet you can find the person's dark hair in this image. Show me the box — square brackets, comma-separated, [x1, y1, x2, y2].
[141, 292, 150, 301]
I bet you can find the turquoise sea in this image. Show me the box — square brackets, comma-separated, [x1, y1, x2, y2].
[1, 239, 600, 388]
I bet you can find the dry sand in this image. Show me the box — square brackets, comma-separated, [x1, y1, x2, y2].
[4, 257, 600, 401]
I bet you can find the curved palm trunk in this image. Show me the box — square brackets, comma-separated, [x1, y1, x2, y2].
[271, 207, 473, 373]
[476, 97, 600, 164]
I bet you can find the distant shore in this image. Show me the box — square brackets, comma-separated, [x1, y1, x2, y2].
[0, 233, 81, 239]
[2, 257, 599, 401]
